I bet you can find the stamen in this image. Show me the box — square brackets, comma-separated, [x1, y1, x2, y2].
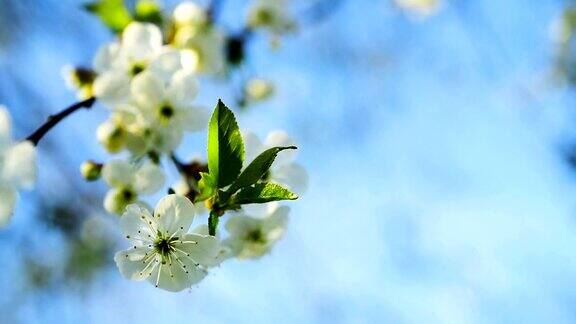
[173, 248, 200, 267]
[155, 263, 163, 288]
[173, 256, 189, 274]
[179, 240, 198, 245]
[167, 254, 175, 278]
[139, 255, 158, 277]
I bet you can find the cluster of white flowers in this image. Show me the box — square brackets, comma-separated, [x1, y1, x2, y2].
[59, 0, 307, 292]
[0, 107, 36, 227]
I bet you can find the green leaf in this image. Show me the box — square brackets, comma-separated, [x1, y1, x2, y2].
[196, 172, 216, 202]
[134, 0, 163, 26]
[84, 0, 133, 33]
[233, 183, 298, 205]
[227, 146, 297, 195]
[207, 100, 244, 188]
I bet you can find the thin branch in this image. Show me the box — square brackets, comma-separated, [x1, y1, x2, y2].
[25, 97, 96, 146]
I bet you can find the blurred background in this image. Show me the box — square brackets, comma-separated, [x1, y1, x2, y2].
[2, 0, 576, 322]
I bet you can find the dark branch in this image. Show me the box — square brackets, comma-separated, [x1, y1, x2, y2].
[26, 97, 97, 146]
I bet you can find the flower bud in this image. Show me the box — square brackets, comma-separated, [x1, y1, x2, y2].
[80, 160, 103, 181]
[104, 188, 136, 215]
[97, 120, 127, 153]
[61, 65, 96, 100]
[173, 1, 207, 28]
[246, 78, 274, 102]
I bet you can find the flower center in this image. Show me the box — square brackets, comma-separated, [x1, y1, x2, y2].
[120, 188, 135, 202]
[130, 63, 146, 76]
[247, 229, 266, 243]
[154, 233, 179, 257]
[255, 8, 275, 25]
[157, 104, 176, 125]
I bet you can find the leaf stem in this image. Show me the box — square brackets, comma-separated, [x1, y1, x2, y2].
[26, 97, 97, 146]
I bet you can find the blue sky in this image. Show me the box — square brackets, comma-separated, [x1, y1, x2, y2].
[2, 0, 576, 323]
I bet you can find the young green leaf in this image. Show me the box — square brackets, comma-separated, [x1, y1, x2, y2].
[195, 172, 216, 202]
[207, 100, 245, 188]
[227, 146, 297, 195]
[135, 0, 163, 25]
[84, 0, 133, 33]
[233, 183, 298, 205]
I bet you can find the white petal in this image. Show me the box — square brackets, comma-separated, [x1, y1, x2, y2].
[179, 106, 209, 132]
[147, 256, 206, 291]
[242, 130, 264, 163]
[273, 163, 309, 193]
[2, 141, 37, 189]
[191, 225, 231, 267]
[122, 22, 163, 61]
[120, 204, 156, 242]
[93, 42, 123, 73]
[225, 214, 259, 235]
[133, 162, 165, 195]
[131, 71, 164, 108]
[0, 107, 12, 149]
[93, 71, 131, 106]
[154, 195, 195, 235]
[148, 49, 186, 82]
[0, 184, 16, 227]
[241, 202, 279, 218]
[263, 205, 289, 241]
[166, 70, 198, 108]
[102, 160, 135, 187]
[114, 248, 158, 281]
[174, 233, 219, 266]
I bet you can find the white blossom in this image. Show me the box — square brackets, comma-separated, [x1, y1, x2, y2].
[93, 22, 195, 106]
[172, 23, 226, 75]
[102, 160, 165, 214]
[114, 195, 219, 292]
[131, 68, 208, 136]
[223, 206, 289, 259]
[0, 107, 36, 226]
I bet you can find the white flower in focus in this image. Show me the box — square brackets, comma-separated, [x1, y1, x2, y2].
[0, 107, 36, 226]
[114, 195, 219, 291]
[93, 22, 194, 106]
[247, 0, 296, 35]
[394, 0, 442, 18]
[224, 206, 289, 259]
[102, 160, 165, 214]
